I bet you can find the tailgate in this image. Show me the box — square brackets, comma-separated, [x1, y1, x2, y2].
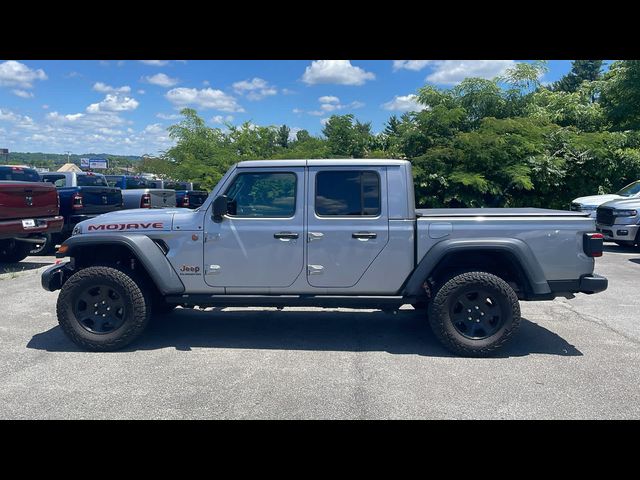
[76, 187, 123, 214]
[0, 181, 59, 220]
[150, 189, 176, 208]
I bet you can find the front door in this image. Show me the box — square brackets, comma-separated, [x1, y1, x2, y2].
[204, 168, 305, 288]
[306, 167, 389, 288]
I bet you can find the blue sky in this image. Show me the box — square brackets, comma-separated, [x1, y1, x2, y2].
[0, 59, 592, 156]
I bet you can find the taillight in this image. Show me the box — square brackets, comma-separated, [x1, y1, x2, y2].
[140, 193, 151, 208]
[72, 192, 83, 210]
[583, 232, 604, 257]
[181, 194, 190, 207]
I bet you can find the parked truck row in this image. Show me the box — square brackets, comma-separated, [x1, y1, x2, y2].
[0, 166, 206, 261]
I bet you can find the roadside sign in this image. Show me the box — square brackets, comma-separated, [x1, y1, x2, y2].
[89, 159, 108, 169]
[80, 158, 90, 167]
[0, 148, 8, 155]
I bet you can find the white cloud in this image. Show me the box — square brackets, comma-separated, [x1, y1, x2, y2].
[309, 97, 365, 115]
[393, 60, 432, 71]
[320, 118, 330, 126]
[143, 123, 165, 134]
[0, 60, 47, 88]
[318, 95, 340, 104]
[282, 88, 296, 95]
[156, 112, 181, 120]
[211, 115, 234, 124]
[302, 60, 375, 86]
[87, 94, 139, 113]
[93, 82, 131, 94]
[137, 89, 146, 94]
[292, 108, 304, 114]
[12, 89, 34, 98]
[165, 87, 244, 112]
[288, 127, 302, 142]
[0, 108, 34, 125]
[425, 60, 514, 85]
[203, 80, 210, 86]
[382, 94, 426, 112]
[139, 60, 169, 66]
[42, 104, 49, 109]
[143, 73, 179, 88]
[232, 77, 277, 101]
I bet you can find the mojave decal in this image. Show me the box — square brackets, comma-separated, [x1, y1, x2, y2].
[87, 222, 164, 231]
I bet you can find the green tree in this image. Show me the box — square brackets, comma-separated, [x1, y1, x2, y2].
[599, 60, 640, 131]
[552, 60, 603, 93]
[277, 124, 290, 148]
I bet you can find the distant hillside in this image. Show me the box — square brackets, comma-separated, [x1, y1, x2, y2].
[2, 152, 142, 170]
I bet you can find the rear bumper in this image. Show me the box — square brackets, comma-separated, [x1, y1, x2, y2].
[547, 274, 608, 296]
[578, 274, 608, 294]
[0, 215, 64, 240]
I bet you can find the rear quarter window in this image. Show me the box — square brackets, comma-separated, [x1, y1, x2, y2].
[0, 166, 41, 182]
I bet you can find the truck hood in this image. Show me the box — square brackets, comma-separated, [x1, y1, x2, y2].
[599, 197, 640, 210]
[572, 194, 624, 207]
[75, 208, 184, 234]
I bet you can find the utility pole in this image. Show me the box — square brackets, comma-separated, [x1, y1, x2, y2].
[64, 151, 71, 164]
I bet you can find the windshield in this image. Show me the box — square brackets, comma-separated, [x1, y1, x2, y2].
[616, 180, 640, 197]
[0, 166, 40, 182]
[77, 174, 108, 187]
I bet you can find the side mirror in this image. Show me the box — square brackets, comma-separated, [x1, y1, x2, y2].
[212, 195, 229, 223]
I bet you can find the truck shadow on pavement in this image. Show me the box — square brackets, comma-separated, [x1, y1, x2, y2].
[1, 261, 52, 275]
[28, 308, 582, 358]
[603, 244, 639, 254]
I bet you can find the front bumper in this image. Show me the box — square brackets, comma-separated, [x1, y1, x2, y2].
[0, 215, 64, 240]
[596, 223, 639, 241]
[41, 261, 74, 292]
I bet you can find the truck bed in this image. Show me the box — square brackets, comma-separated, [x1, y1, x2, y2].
[416, 208, 588, 218]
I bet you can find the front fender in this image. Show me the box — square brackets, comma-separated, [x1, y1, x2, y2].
[57, 234, 185, 295]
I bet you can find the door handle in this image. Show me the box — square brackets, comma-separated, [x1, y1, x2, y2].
[274, 232, 299, 240]
[352, 232, 377, 240]
[308, 232, 324, 242]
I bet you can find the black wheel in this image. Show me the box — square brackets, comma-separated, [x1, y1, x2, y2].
[30, 234, 55, 256]
[428, 271, 521, 357]
[0, 239, 31, 263]
[56, 266, 152, 351]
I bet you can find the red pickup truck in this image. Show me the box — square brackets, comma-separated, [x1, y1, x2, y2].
[0, 166, 64, 263]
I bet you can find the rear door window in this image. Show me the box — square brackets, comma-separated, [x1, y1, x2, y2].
[315, 170, 380, 216]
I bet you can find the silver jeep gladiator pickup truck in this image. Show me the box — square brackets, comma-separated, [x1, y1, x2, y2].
[42, 159, 607, 356]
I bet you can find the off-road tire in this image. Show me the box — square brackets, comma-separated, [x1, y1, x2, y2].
[56, 266, 152, 351]
[0, 239, 31, 263]
[427, 271, 521, 357]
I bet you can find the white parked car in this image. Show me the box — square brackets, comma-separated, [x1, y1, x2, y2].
[571, 180, 640, 217]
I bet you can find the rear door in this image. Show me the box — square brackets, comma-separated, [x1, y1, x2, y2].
[306, 167, 389, 288]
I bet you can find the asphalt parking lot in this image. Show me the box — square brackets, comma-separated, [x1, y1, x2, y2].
[1, 245, 639, 419]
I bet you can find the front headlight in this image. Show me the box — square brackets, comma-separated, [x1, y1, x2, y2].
[613, 209, 638, 217]
[71, 224, 82, 236]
